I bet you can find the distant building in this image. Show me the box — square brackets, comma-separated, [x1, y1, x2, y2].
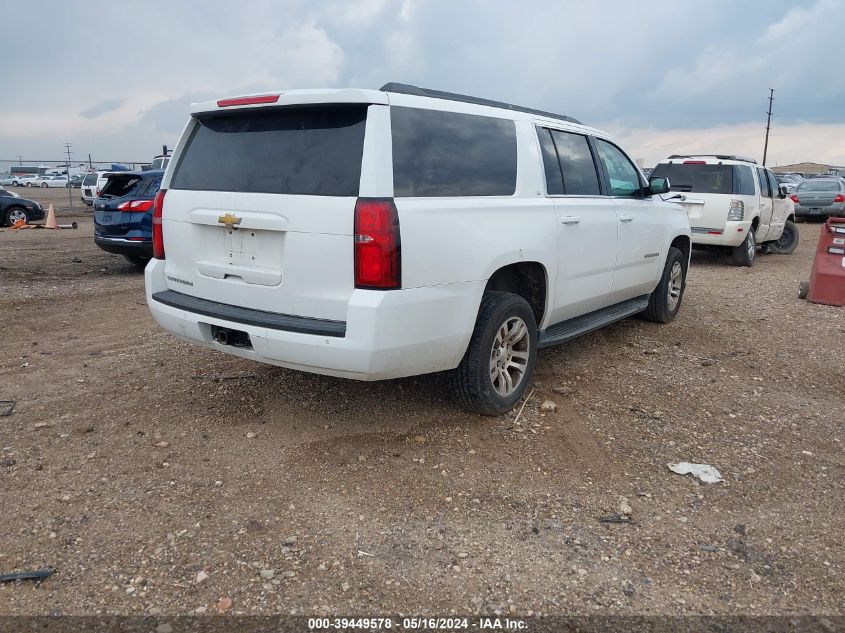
[771, 162, 845, 177]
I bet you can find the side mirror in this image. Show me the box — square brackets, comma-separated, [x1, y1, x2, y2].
[648, 176, 670, 195]
[778, 184, 789, 198]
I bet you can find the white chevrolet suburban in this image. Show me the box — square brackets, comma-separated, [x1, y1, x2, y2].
[145, 83, 691, 415]
[650, 155, 798, 266]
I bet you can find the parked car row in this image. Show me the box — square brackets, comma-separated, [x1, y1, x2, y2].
[0, 173, 84, 188]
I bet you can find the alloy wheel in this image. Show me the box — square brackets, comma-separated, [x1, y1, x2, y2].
[489, 316, 530, 397]
[667, 261, 683, 311]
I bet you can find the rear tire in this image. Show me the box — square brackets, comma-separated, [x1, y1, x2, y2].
[731, 228, 756, 267]
[642, 246, 686, 324]
[449, 291, 538, 416]
[768, 220, 799, 255]
[124, 255, 150, 269]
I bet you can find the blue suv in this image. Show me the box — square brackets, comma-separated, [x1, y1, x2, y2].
[94, 170, 164, 268]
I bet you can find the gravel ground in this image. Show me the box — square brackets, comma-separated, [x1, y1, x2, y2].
[0, 189, 842, 617]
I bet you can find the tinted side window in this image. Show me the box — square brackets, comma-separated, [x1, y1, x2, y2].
[732, 165, 756, 195]
[537, 128, 563, 195]
[392, 107, 517, 197]
[171, 105, 367, 196]
[596, 139, 642, 197]
[756, 168, 771, 198]
[549, 130, 601, 195]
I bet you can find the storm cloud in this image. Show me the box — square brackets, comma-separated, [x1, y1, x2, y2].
[2, 0, 844, 166]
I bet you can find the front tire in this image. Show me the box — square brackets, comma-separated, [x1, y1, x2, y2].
[768, 220, 799, 255]
[731, 228, 756, 267]
[4, 206, 30, 226]
[450, 291, 538, 416]
[642, 246, 686, 324]
[40, 183, 48, 188]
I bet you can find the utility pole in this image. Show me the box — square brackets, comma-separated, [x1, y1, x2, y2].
[64, 143, 73, 208]
[762, 88, 774, 166]
[17, 155, 22, 165]
[88, 153, 93, 170]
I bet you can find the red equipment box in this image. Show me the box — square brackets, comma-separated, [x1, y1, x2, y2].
[800, 217, 845, 307]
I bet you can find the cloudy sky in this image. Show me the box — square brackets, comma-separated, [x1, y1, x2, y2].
[2, 0, 844, 169]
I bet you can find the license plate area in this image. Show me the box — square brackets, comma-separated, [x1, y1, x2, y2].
[210, 324, 252, 349]
[225, 228, 257, 263]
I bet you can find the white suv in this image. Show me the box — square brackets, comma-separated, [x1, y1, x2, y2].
[650, 155, 798, 266]
[145, 84, 691, 414]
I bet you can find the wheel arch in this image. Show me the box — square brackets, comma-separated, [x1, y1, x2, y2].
[669, 233, 691, 270]
[483, 260, 549, 328]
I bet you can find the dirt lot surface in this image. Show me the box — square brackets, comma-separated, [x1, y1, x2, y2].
[1, 188, 842, 617]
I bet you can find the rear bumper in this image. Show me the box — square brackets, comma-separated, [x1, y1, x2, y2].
[145, 259, 482, 381]
[690, 221, 751, 247]
[94, 235, 153, 258]
[795, 204, 844, 217]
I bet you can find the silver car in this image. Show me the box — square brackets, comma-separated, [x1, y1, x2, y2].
[792, 178, 845, 218]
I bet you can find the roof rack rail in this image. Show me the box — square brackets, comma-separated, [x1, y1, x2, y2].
[667, 154, 758, 164]
[379, 82, 581, 125]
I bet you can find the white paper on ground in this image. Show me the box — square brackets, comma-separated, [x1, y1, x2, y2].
[667, 462, 723, 484]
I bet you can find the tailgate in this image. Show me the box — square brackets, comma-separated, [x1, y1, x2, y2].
[674, 192, 731, 228]
[161, 103, 372, 323]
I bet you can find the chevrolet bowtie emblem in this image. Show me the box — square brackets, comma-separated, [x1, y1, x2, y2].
[218, 213, 241, 227]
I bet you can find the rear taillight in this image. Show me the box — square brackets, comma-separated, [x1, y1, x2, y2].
[117, 200, 153, 212]
[834, 194, 845, 203]
[727, 199, 744, 221]
[95, 188, 101, 197]
[152, 189, 167, 260]
[790, 194, 799, 204]
[683, 160, 707, 164]
[354, 198, 401, 290]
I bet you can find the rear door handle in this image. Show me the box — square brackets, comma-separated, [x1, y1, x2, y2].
[561, 216, 581, 225]
[619, 214, 634, 223]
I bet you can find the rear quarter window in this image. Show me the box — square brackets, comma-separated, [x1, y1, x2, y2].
[391, 107, 517, 197]
[733, 165, 756, 195]
[170, 105, 368, 197]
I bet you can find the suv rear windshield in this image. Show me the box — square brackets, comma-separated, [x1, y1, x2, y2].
[650, 163, 756, 195]
[100, 174, 143, 198]
[170, 105, 368, 197]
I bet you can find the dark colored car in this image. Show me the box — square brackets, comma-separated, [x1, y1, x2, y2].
[68, 174, 84, 188]
[93, 170, 164, 267]
[0, 187, 45, 226]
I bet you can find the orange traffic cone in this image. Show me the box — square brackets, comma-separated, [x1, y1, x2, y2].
[11, 218, 28, 230]
[45, 204, 57, 229]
